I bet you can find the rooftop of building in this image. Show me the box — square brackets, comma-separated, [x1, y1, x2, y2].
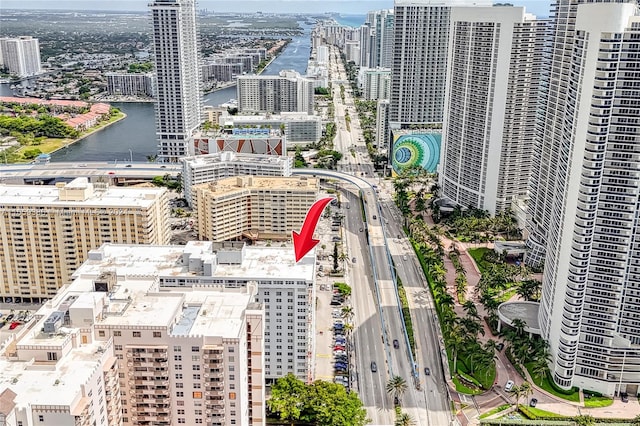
[182, 151, 291, 167]
[74, 241, 315, 283]
[0, 177, 165, 207]
[202, 128, 284, 139]
[0, 338, 112, 409]
[221, 112, 321, 122]
[194, 175, 318, 194]
[497, 301, 541, 335]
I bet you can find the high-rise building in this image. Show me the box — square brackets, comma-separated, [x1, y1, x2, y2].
[0, 255, 265, 426]
[181, 152, 293, 205]
[390, 0, 492, 128]
[150, 0, 203, 162]
[193, 176, 318, 242]
[78, 241, 315, 384]
[0, 36, 42, 77]
[376, 99, 390, 150]
[533, 2, 640, 395]
[0, 178, 169, 302]
[362, 68, 391, 101]
[236, 70, 315, 115]
[439, 6, 547, 214]
[106, 72, 155, 97]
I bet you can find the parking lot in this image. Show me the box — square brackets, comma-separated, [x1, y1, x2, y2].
[314, 190, 353, 389]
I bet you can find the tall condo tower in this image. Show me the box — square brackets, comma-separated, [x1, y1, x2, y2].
[0, 36, 42, 77]
[439, 6, 547, 214]
[360, 9, 395, 69]
[150, 0, 202, 162]
[389, 0, 492, 129]
[533, 1, 640, 395]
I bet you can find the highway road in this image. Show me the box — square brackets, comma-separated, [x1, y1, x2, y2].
[309, 46, 454, 426]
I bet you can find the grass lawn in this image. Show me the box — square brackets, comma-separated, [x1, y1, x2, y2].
[525, 363, 580, 402]
[520, 405, 567, 418]
[583, 396, 613, 408]
[452, 376, 482, 395]
[468, 247, 491, 272]
[479, 404, 510, 419]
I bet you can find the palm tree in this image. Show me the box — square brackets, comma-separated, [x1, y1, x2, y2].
[530, 357, 550, 386]
[341, 306, 354, 321]
[520, 381, 533, 405]
[395, 413, 416, 426]
[462, 300, 480, 319]
[511, 384, 524, 408]
[386, 376, 408, 405]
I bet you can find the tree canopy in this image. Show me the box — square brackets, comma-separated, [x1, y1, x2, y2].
[267, 374, 369, 426]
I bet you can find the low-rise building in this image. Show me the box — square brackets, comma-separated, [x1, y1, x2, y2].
[105, 72, 155, 97]
[193, 175, 318, 242]
[193, 128, 286, 157]
[219, 112, 322, 146]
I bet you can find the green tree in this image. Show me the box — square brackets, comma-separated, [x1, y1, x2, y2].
[395, 412, 416, 426]
[386, 376, 408, 405]
[267, 373, 307, 425]
[332, 242, 339, 272]
[303, 380, 368, 426]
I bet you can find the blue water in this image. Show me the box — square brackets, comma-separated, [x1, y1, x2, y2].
[334, 14, 366, 28]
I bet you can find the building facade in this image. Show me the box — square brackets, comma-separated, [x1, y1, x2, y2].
[106, 72, 155, 97]
[181, 152, 292, 205]
[376, 99, 390, 150]
[236, 70, 314, 115]
[535, 2, 640, 396]
[0, 178, 169, 302]
[390, 0, 492, 128]
[218, 112, 323, 146]
[150, 0, 203, 161]
[193, 176, 318, 242]
[361, 9, 395, 69]
[0, 36, 42, 77]
[439, 7, 546, 214]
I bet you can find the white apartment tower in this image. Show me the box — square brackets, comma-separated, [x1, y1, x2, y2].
[534, 2, 640, 396]
[362, 68, 392, 101]
[0, 36, 42, 77]
[236, 70, 315, 115]
[439, 6, 547, 214]
[150, 0, 203, 162]
[390, 0, 492, 128]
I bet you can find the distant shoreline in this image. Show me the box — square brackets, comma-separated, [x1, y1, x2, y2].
[48, 111, 128, 156]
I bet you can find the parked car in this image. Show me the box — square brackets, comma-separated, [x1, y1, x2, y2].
[372, 215, 377, 220]
[335, 338, 346, 345]
[9, 322, 21, 330]
[424, 367, 431, 376]
[370, 362, 377, 373]
[352, 257, 356, 263]
[497, 342, 505, 351]
[330, 299, 342, 306]
[529, 398, 538, 407]
[621, 392, 629, 403]
[393, 339, 399, 349]
[5, 314, 14, 322]
[334, 350, 346, 356]
[504, 380, 515, 392]
[334, 319, 344, 325]
[334, 346, 346, 351]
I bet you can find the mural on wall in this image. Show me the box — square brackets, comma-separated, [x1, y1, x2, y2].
[391, 132, 441, 174]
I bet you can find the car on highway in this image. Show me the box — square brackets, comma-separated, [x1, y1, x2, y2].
[504, 380, 515, 392]
[359, 228, 363, 232]
[529, 398, 538, 407]
[497, 342, 505, 351]
[424, 367, 431, 375]
[393, 339, 399, 349]
[373, 215, 377, 220]
[403, 255, 408, 261]
[352, 257, 356, 263]
[125, 164, 132, 167]
[370, 362, 377, 373]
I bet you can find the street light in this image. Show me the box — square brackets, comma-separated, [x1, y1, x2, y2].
[129, 148, 133, 163]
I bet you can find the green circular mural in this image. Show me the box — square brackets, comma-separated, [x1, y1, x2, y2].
[392, 133, 441, 174]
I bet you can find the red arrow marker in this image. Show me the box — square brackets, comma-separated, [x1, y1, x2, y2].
[293, 197, 335, 262]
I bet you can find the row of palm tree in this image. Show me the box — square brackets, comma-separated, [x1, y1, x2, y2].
[502, 318, 551, 385]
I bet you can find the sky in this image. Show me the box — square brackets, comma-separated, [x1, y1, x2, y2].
[1, 0, 553, 17]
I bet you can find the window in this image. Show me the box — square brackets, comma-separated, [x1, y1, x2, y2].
[229, 375, 235, 380]
[98, 330, 105, 337]
[194, 383, 201, 389]
[47, 352, 57, 361]
[38, 416, 44, 422]
[176, 383, 184, 388]
[193, 365, 200, 370]
[132, 331, 141, 338]
[193, 374, 201, 380]
[195, 420, 203, 424]
[176, 391, 184, 397]
[175, 373, 183, 379]
[193, 391, 203, 398]
[192, 355, 200, 361]
[115, 345, 122, 351]
[229, 392, 236, 400]
[177, 409, 185, 415]
[153, 331, 162, 338]
[178, 419, 186, 424]
[173, 346, 181, 352]
[114, 331, 121, 337]
[192, 346, 200, 352]
[228, 347, 235, 353]
[174, 355, 182, 361]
